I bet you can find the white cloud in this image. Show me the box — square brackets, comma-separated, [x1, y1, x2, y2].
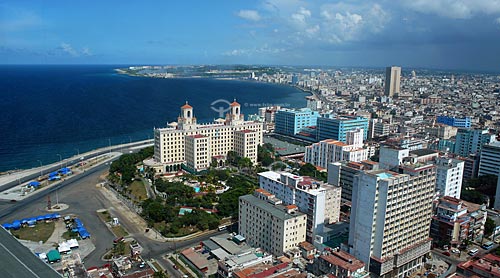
[403, 0, 500, 19]
[223, 44, 285, 56]
[319, 3, 389, 43]
[291, 7, 311, 26]
[306, 25, 320, 36]
[237, 10, 261, 21]
[60, 42, 79, 56]
[59, 43, 92, 57]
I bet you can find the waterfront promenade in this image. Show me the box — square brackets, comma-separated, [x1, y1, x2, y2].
[0, 139, 153, 189]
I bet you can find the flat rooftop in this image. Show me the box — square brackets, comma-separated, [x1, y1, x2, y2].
[240, 194, 305, 221]
[0, 227, 61, 277]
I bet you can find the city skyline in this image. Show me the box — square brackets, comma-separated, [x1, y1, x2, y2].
[1, 1, 500, 71]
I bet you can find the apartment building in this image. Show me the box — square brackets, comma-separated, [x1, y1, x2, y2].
[304, 129, 367, 169]
[274, 108, 320, 136]
[478, 140, 500, 176]
[328, 160, 379, 202]
[349, 163, 435, 278]
[435, 157, 465, 199]
[454, 128, 494, 157]
[239, 189, 307, 256]
[316, 116, 369, 142]
[151, 101, 263, 173]
[312, 250, 369, 278]
[431, 196, 487, 246]
[436, 116, 472, 128]
[258, 171, 341, 243]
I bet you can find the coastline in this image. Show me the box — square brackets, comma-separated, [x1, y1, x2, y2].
[114, 67, 316, 98]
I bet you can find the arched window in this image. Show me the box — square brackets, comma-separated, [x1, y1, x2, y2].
[187, 111, 191, 117]
[236, 107, 239, 114]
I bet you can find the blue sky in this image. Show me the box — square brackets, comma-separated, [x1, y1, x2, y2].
[2, 0, 500, 71]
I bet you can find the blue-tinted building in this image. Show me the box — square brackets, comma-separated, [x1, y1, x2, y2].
[436, 116, 471, 128]
[454, 128, 494, 157]
[316, 116, 368, 142]
[275, 108, 320, 136]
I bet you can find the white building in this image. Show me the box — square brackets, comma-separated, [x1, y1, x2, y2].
[349, 163, 435, 278]
[379, 145, 409, 170]
[239, 189, 307, 256]
[305, 129, 367, 169]
[435, 157, 464, 199]
[258, 171, 341, 243]
[150, 101, 263, 173]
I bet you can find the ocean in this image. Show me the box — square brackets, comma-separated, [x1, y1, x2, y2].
[0, 65, 306, 172]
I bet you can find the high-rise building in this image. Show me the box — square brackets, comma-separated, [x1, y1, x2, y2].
[258, 171, 341, 242]
[328, 160, 379, 202]
[316, 116, 368, 142]
[239, 189, 307, 256]
[435, 157, 465, 199]
[305, 129, 367, 169]
[274, 108, 320, 136]
[349, 163, 435, 278]
[478, 141, 500, 176]
[384, 66, 401, 97]
[150, 101, 263, 173]
[454, 128, 494, 157]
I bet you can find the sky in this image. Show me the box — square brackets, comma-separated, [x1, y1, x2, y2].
[1, 0, 500, 71]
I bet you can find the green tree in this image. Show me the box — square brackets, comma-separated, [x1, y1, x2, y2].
[238, 157, 253, 169]
[485, 217, 495, 236]
[299, 163, 317, 176]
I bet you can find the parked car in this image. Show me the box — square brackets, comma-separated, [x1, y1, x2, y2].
[495, 238, 500, 244]
[468, 248, 479, 256]
[442, 251, 451, 256]
[451, 249, 460, 254]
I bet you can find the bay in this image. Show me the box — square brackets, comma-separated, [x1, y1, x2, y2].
[0, 65, 306, 171]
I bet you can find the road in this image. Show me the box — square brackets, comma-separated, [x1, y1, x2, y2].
[0, 158, 227, 276]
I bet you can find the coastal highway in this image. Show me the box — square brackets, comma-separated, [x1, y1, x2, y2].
[0, 139, 153, 193]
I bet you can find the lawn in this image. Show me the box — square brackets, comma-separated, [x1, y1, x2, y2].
[11, 221, 55, 243]
[111, 225, 129, 237]
[97, 210, 112, 223]
[129, 180, 148, 202]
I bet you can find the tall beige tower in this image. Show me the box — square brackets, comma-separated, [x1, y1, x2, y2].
[385, 66, 401, 97]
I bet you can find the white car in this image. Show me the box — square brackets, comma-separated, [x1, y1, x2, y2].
[451, 249, 460, 254]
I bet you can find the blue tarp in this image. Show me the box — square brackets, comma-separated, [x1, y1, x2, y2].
[36, 215, 45, 221]
[59, 168, 72, 175]
[28, 217, 37, 222]
[27, 219, 36, 226]
[43, 214, 52, 220]
[49, 171, 59, 177]
[2, 223, 13, 229]
[20, 218, 29, 224]
[28, 181, 41, 187]
[74, 219, 83, 228]
[78, 228, 90, 239]
[48, 175, 61, 181]
[11, 220, 21, 230]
